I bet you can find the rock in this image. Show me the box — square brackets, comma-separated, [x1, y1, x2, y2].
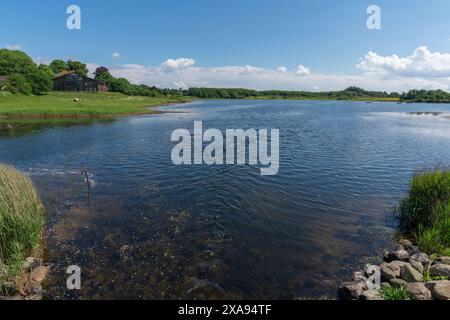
[430, 264, 450, 277]
[24, 257, 40, 271]
[407, 246, 421, 255]
[397, 239, 413, 249]
[338, 281, 367, 300]
[360, 289, 384, 300]
[409, 252, 430, 266]
[0, 281, 17, 295]
[390, 278, 408, 288]
[381, 265, 396, 281]
[394, 249, 411, 261]
[410, 260, 424, 274]
[353, 271, 366, 282]
[26, 283, 43, 295]
[29, 266, 49, 283]
[405, 282, 432, 300]
[73, 98, 80, 102]
[435, 257, 450, 265]
[384, 249, 409, 262]
[432, 281, 450, 300]
[381, 261, 409, 281]
[0, 295, 24, 300]
[401, 264, 423, 282]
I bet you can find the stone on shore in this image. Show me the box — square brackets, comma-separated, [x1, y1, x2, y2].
[384, 249, 410, 262]
[30, 266, 50, 283]
[360, 289, 384, 300]
[397, 239, 413, 249]
[381, 261, 409, 281]
[401, 264, 423, 283]
[410, 260, 424, 274]
[435, 257, 450, 265]
[429, 264, 450, 277]
[409, 252, 430, 266]
[353, 271, 366, 282]
[390, 278, 408, 288]
[407, 246, 421, 255]
[404, 282, 432, 300]
[24, 257, 40, 271]
[338, 281, 367, 300]
[431, 281, 450, 300]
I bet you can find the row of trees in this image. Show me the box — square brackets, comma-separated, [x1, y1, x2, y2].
[93, 67, 179, 97]
[400, 89, 450, 103]
[0, 49, 181, 97]
[183, 86, 401, 100]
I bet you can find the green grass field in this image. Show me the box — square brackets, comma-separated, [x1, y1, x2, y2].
[0, 92, 192, 118]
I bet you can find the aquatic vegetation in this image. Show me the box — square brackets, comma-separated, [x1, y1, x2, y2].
[0, 164, 45, 289]
[398, 168, 450, 256]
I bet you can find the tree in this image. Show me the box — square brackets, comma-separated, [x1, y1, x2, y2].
[49, 59, 68, 74]
[94, 66, 113, 82]
[28, 68, 53, 95]
[0, 49, 53, 95]
[38, 64, 56, 80]
[67, 60, 88, 76]
[0, 49, 36, 77]
[109, 78, 132, 94]
[4, 74, 32, 95]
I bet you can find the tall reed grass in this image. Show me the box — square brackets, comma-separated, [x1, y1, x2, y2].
[0, 164, 45, 287]
[398, 168, 450, 256]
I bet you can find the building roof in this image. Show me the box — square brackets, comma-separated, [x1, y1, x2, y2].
[53, 73, 99, 83]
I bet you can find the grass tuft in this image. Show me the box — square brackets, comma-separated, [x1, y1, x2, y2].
[380, 286, 410, 300]
[398, 168, 450, 256]
[0, 164, 45, 290]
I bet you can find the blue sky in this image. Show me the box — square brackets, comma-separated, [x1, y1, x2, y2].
[2, 1, 450, 91]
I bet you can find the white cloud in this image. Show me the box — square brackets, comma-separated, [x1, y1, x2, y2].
[5, 44, 22, 50]
[357, 46, 450, 77]
[296, 65, 310, 76]
[160, 58, 195, 73]
[174, 81, 188, 90]
[112, 52, 122, 59]
[92, 47, 450, 92]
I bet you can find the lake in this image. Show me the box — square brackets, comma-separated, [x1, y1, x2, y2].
[1, 99, 450, 299]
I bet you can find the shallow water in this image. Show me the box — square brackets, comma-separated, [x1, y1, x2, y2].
[1, 99, 450, 299]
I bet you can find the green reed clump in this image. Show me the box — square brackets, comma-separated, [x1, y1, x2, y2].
[380, 285, 410, 300]
[398, 168, 450, 256]
[0, 165, 44, 287]
[416, 200, 450, 256]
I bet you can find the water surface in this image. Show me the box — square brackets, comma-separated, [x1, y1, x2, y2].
[1, 99, 450, 299]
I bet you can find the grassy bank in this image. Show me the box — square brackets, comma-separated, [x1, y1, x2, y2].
[398, 168, 450, 256]
[0, 165, 45, 293]
[0, 92, 192, 118]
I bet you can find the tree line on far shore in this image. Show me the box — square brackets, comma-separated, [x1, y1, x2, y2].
[1, 49, 450, 103]
[184, 87, 450, 103]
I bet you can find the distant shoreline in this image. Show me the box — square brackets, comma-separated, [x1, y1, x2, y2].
[2, 92, 450, 121]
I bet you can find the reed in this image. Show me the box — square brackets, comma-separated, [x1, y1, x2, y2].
[398, 168, 450, 256]
[0, 164, 44, 288]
